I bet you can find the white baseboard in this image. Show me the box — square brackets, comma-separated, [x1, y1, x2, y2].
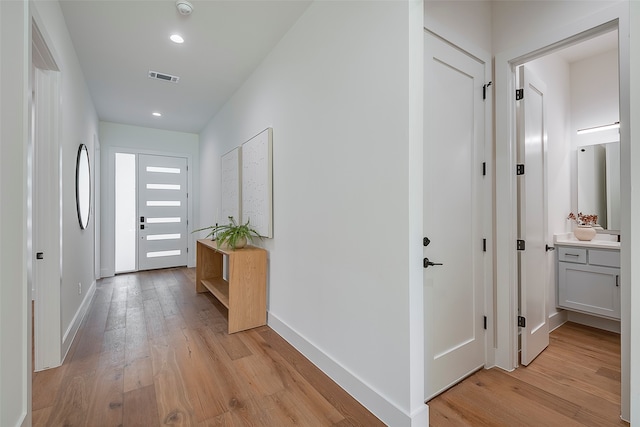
[100, 267, 114, 278]
[548, 310, 568, 332]
[267, 312, 426, 427]
[567, 311, 620, 333]
[61, 279, 97, 361]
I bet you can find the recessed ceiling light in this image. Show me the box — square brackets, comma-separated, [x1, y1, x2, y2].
[170, 34, 184, 44]
[152, 112, 162, 117]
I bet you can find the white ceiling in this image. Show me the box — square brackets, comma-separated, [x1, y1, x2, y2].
[59, 0, 311, 134]
[60, 2, 618, 135]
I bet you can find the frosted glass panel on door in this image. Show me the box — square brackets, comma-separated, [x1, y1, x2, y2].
[115, 153, 136, 272]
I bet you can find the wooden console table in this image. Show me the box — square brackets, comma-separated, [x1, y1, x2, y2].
[196, 239, 267, 333]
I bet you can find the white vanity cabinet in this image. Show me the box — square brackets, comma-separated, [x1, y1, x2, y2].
[557, 245, 620, 320]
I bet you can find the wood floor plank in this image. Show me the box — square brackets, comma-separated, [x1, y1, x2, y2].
[150, 337, 198, 426]
[167, 327, 228, 422]
[32, 363, 68, 411]
[125, 306, 150, 363]
[123, 355, 154, 393]
[42, 369, 94, 426]
[83, 364, 124, 426]
[143, 297, 168, 339]
[123, 384, 159, 426]
[31, 406, 53, 427]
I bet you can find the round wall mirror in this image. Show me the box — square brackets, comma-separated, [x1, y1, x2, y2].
[76, 144, 91, 229]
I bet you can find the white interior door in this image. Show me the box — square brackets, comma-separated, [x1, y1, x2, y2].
[517, 65, 549, 366]
[138, 154, 188, 270]
[424, 31, 486, 400]
[33, 66, 62, 371]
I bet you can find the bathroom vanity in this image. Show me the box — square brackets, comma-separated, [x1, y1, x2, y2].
[554, 233, 620, 320]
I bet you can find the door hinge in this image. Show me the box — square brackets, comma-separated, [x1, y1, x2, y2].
[483, 81, 492, 100]
[517, 239, 526, 251]
[516, 164, 525, 175]
[518, 316, 526, 327]
[516, 88, 524, 100]
[482, 162, 486, 176]
[186, 247, 189, 253]
[482, 238, 487, 252]
[483, 315, 488, 330]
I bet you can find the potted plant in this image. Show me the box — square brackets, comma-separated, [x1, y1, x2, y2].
[567, 212, 598, 241]
[192, 216, 262, 249]
[193, 216, 262, 249]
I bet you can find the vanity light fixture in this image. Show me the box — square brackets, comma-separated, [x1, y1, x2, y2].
[170, 34, 184, 44]
[576, 121, 620, 135]
[152, 112, 162, 117]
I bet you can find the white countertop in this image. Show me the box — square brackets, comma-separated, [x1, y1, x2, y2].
[554, 232, 620, 250]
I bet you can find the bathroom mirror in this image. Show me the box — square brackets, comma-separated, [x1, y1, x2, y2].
[76, 143, 91, 230]
[577, 142, 620, 230]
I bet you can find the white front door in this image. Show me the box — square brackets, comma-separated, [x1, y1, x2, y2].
[423, 31, 486, 400]
[517, 66, 549, 365]
[137, 154, 188, 270]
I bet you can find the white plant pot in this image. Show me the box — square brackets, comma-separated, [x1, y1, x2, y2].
[574, 225, 596, 241]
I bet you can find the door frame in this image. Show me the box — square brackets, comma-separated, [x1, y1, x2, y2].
[494, 4, 630, 420]
[103, 146, 195, 277]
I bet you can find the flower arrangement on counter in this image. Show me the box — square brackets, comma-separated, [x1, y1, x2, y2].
[567, 212, 598, 226]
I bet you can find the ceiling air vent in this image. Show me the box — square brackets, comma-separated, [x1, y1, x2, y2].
[148, 70, 180, 83]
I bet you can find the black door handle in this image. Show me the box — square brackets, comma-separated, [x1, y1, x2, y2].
[546, 244, 555, 252]
[36, 252, 44, 260]
[423, 257, 443, 269]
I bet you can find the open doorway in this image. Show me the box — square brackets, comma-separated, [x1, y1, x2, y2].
[516, 27, 621, 361]
[502, 19, 627, 420]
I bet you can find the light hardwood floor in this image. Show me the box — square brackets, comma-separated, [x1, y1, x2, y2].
[429, 322, 627, 426]
[32, 267, 628, 426]
[32, 268, 385, 426]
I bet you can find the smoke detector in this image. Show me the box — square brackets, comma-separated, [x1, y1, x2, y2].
[176, 0, 193, 15]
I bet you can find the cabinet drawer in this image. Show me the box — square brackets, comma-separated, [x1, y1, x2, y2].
[589, 249, 620, 268]
[558, 247, 587, 264]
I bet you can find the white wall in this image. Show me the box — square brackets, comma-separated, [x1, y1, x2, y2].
[99, 121, 199, 276]
[525, 53, 572, 326]
[424, 0, 492, 53]
[571, 49, 619, 143]
[199, 2, 425, 425]
[0, 2, 30, 425]
[31, 0, 99, 359]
